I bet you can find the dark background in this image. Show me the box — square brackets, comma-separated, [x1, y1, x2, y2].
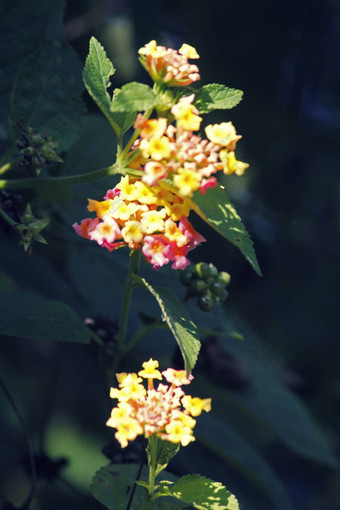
[1, 0, 340, 508]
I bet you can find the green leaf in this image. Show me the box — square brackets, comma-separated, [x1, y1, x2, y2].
[147, 436, 180, 477]
[210, 330, 339, 469]
[191, 184, 262, 275]
[83, 37, 116, 128]
[139, 278, 201, 373]
[0, 0, 85, 149]
[0, 0, 60, 120]
[0, 291, 91, 343]
[10, 44, 85, 152]
[82, 37, 135, 135]
[196, 414, 293, 510]
[92, 464, 180, 510]
[194, 84, 243, 114]
[157, 474, 239, 510]
[111, 82, 157, 112]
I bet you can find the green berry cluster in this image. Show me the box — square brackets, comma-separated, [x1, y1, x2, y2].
[180, 262, 231, 311]
[16, 122, 63, 176]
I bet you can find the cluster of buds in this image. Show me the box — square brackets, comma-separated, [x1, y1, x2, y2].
[106, 359, 211, 448]
[15, 122, 63, 176]
[73, 175, 205, 270]
[131, 95, 249, 199]
[180, 262, 231, 311]
[16, 204, 49, 255]
[138, 40, 200, 87]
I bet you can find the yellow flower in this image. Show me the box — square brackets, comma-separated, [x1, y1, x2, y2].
[140, 209, 166, 234]
[121, 220, 145, 246]
[165, 419, 195, 446]
[111, 197, 140, 221]
[106, 402, 131, 427]
[135, 116, 168, 140]
[115, 418, 143, 448]
[181, 395, 212, 417]
[205, 122, 241, 149]
[140, 136, 171, 160]
[117, 176, 139, 201]
[173, 168, 201, 197]
[134, 181, 159, 205]
[87, 199, 113, 219]
[138, 358, 162, 380]
[164, 219, 188, 247]
[179, 43, 199, 59]
[219, 149, 249, 176]
[165, 199, 191, 221]
[171, 95, 202, 131]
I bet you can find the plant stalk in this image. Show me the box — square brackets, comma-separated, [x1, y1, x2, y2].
[113, 250, 141, 373]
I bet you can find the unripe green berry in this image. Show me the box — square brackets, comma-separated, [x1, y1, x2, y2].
[217, 271, 231, 286]
[207, 263, 218, 278]
[180, 267, 195, 286]
[197, 292, 216, 311]
[209, 280, 226, 297]
[190, 279, 206, 295]
[195, 262, 210, 279]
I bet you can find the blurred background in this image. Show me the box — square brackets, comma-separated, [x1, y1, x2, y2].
[1, 0, 340, 508]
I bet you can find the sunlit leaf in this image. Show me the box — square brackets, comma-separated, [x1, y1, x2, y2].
[139, 278, 201, 373]
[194, 84, 243, 114]
[191, 184, 261, 275]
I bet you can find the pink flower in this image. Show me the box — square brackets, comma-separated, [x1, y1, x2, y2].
[178, 216, 206, 249]
[142, 235, 172, 269]
[72, 218, 99, 239]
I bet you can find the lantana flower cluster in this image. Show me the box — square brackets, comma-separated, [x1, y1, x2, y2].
[132, 102, 249, 198]
[73, 175, 205, 269]
[106, 358, 211, 448]
[74, 40, 249, 270]
[138, 40, 200, 87]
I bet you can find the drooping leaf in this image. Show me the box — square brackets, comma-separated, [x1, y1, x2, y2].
[111, 82, 157, 112]
[91, 464, 181, 510]
[209, 328, 339, 469]
[139, 278, 200, 373]
[157, 474, 239, 510]
[0, 291, 91, 343]
[147, 436, 180, 477]
[196, 414, 293, 510]
[194, 84, 243, 114]
[191, 184, 261, 275]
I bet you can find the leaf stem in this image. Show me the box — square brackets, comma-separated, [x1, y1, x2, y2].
[113, 250, 141, 372]
[0, 162, 122, 190]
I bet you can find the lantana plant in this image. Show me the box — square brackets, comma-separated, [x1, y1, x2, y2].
[0, 35, 261, 510]
[74, 38, 260, 510]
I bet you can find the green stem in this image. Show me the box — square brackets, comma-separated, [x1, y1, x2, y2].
[120, 107, 154, 160]
[113, 250, 141, 372]
[0, 157, 21, 175]
[0, 162, 122, 190]
[147, 435, 157, 497]
[0, 205, 18, 228]
[125, 319, 167, 353]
